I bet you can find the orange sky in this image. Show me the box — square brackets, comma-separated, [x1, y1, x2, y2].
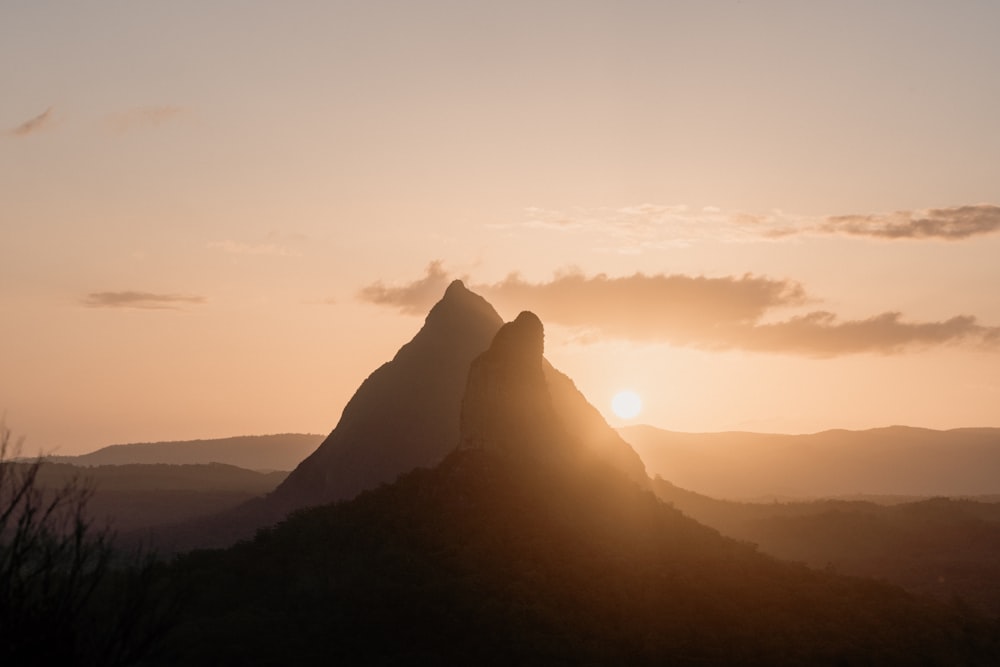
[3, 2, 1000, 455]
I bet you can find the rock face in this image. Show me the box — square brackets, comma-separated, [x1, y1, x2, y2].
[267, 283, 647, 516]
[460, 311, 649, 486]
[266, 280, 504, 512]
[459, 312, 566, 456]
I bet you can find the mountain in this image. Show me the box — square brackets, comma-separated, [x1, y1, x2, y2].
[154, 312, 1000, 665]
[264, 280, 646, 517]
[46, 434, 323, 471]
[458, 311, 647, 484]
[622, 424, 1000, 498]
[265, 280, 505, 513]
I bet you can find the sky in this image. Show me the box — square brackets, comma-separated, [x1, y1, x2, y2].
[3, 1, 1000, 455]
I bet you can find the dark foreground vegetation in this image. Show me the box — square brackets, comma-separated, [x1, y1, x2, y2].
[655, 478, 1000, 616]
[150, 449, 999, 666]
[6, 423, 1000, 665]
[35, 462, 287, 532]
[0, 426, 179, 666]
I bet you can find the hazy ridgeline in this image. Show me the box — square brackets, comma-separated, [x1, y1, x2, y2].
[625, 425, 1000, 499]
[46, 433, 324, 472]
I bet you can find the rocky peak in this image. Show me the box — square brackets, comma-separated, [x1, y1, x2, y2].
[265, 279, 503, 513]
[420, 280, 496, 330]
[459, 311, 565, 455]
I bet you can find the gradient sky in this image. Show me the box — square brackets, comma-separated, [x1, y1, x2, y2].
[3, 1, 1000, 455]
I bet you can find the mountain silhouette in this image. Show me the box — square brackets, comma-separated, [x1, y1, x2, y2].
[460, 310, 648, 484]
[265, 281, 646, 517]
[460, 311, 567, 456]
[148, 281, 647, 550]
[266, 279, 504, 513]
[160, 311, 1000, 665]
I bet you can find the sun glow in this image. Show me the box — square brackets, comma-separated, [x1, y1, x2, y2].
[611, 390, 642, 420]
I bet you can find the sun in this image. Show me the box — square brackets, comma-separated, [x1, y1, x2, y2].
[611, 390, 642, 420]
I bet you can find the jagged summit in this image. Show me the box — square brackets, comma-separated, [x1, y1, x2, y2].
[459, 311, 564, 456]
[423, 279, 497, 327]
[265, 279, 504, 513]
[457, 311, 648, 486]
[488, 311, 545, 362]
[444, 277, 469, 296]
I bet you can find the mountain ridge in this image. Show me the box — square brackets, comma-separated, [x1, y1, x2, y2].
[45, 433, 323, 471]
[622, 423, 1000, 498]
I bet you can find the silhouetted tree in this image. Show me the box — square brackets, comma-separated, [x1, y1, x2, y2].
[0, 421, 176, 665]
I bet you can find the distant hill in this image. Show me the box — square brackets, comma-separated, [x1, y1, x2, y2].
[47, 433, 324, 471]
[621, 424, 1000, 499]
[34, 462, 288, 532]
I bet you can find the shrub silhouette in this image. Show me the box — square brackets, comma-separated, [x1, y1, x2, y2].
[0, 422, 176, 665]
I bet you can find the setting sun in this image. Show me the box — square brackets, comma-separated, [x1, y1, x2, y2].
[611, 390, 642, 420]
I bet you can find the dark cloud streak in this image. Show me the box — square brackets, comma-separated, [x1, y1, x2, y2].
[8, 108, 55, 137]
[512, 203, 1000, 246]
[730, 311, 999, 357]
[83, 291, 206, 310]
[822, 205, 1000, 240]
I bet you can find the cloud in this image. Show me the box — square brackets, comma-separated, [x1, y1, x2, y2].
[106, 106, 184, 133]
[820, 205, 1000, 240]
[8, 108, 55, 137]
[515, 204, 772, 250]
[357, 260, 457, 315]
[734, 311, 1000, 357]
[508, 203, 1000, 250]
[83, 291, 206, 310]
[359, 263, 1000, 357]
[477, 270, 807, 342]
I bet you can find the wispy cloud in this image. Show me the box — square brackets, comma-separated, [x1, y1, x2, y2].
[7, 107, 56, 137]
[508, 203, 1000, 250]
[208, 231, 305, 257]
[83, 291, 206, 310]
[737, 311, 999, 356]
[820, 205, 1000, 240]
[106, 105, 185, 133]
[359, 262, 1000, 357]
